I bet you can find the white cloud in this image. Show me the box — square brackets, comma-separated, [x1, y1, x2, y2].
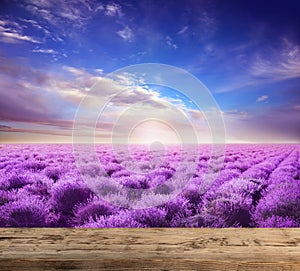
[105, 3, 122, 17]
[178, 26, 188, 35]
[0, 19, 41, 44]
[32, 48, 57, 54]
[250, 39, 300, 81]
[117, 26, 133, 42]
[256, 95, 268, 102]
[20, 18, 51, 36]
[166, 36, 178, 49]
[250, 56, 300, 81]
[94, 69, 104, 75]
[216, 39, 300, 93]
[186, 108, 205, 121]
[224, 109, 249, 119]
[0, 26, 41, 44]
[63, 66, 88, 76]
[0, 19, 23, 31]
[0, 57, 216, 143]
[21, 0, 106, 40]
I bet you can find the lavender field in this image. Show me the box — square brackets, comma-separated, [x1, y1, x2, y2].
[0, 144, 299, 228]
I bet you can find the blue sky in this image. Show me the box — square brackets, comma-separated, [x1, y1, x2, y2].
[0, 0, 299, 143]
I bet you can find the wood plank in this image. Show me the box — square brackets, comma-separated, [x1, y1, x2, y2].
[0, 228, 299, 270]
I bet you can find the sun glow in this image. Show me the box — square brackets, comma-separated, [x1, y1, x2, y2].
[128, 119, 180, 145]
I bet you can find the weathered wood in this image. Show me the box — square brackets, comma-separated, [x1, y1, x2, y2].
[0, 228, 299, 270]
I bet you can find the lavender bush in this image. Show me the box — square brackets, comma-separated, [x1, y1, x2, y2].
[0, 144, 299, 227]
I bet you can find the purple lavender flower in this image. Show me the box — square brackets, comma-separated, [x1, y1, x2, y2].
[201, 178, 262, 227]
[0, 194, 49, 227]
[73, 196, 117, 225]
[252, 181, 300, 227]
[80, 211, 145, 228]
[50, 180, 93, 216]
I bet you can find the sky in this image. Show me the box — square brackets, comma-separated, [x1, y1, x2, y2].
[0, 0, 299, 143]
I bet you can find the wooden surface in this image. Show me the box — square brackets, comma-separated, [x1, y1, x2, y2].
[0, 228, 299, 271]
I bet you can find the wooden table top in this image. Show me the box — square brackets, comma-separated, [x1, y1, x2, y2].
[0, 228, 299, 270]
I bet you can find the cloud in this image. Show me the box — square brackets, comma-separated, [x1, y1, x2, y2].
[198, 11, 218, 35]
[105, 3, 122, 17]
[4, 56, 296, 143]
[225, 109, 248, 117]
[293, 105, 300, 111]
[249, 38, 300, 82]
[216, 38, 300, 93]
[0, 125, 11, 130]
[0, 20, 41, 44]
[0, 80, 56, 124]
[0, 58, 76, 127]
[0, 30, 40, 43]
[250, 56, 300, 82]
[108, 88, 166, 109]
[1, 1, 123, 48]
[117, 26, 133, 42]
[32, 48, 58, 54]
[256, 95, 268, 102]
[0, 71, 57, 124]
[22, 0, 116, 27]
[64, 68, 211, 143]
[0, 58, 169, 121]
[166, 36, 178, 49]
[0, 126, 69, 136]
[20, 0, 105, 42]
[0, 60, 106, 141]
[0, 55, 214, 142]
[63, 66, 88, 76]
[186, 109, 205, 121]
[19, 18, 51, 36]
[178, 26, 188, 35]
[223, 106, 300, 143]
[0, 57, 49, 84]
[0, 19, 23, 31]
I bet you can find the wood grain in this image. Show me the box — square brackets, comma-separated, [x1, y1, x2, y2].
[0, 228, 299, 270]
